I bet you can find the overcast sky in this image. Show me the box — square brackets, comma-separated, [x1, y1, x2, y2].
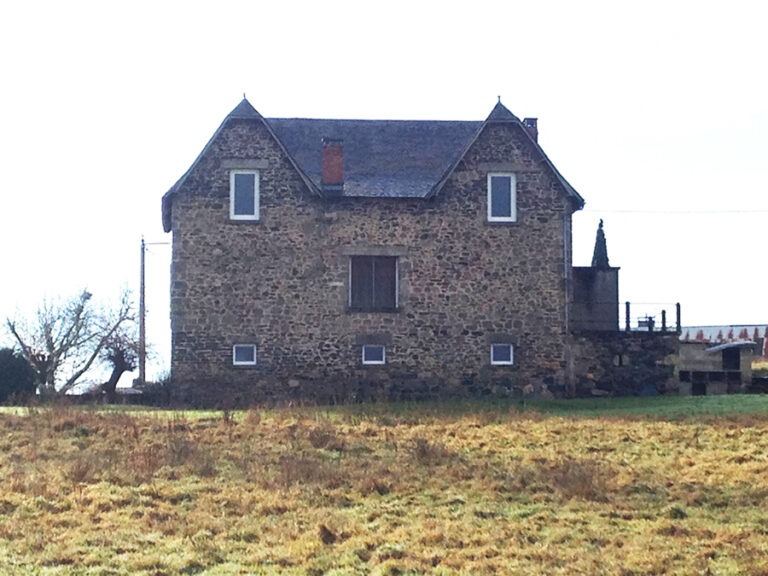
[1, 1, 766, 379]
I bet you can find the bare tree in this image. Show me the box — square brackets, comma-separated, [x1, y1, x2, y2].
[6, 290, 134, 396]
[100, 327, 139, 403]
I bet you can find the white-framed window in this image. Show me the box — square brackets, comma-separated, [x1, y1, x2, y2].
[230, 170, 260, 220]
[362, 344, 386, 365]
[487, 173, 517, 222]
[490, 343, 514, 365]
[232, 344, 257, 366]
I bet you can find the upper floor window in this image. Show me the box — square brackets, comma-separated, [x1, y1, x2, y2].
[487, 173, 517, 222]
[230, 170, 259, 220]
[349, 256, 398, 311]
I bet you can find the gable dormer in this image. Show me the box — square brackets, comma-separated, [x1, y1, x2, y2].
[426, 99, 584, 215]
[161, 98, 319, 232]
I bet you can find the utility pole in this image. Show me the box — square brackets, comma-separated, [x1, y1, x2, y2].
[138, 237, 170, 386]
[139, 237, 146, 385]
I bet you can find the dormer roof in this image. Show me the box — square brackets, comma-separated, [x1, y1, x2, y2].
[485, 99, 520, 123]
[227, 97, 261, 119]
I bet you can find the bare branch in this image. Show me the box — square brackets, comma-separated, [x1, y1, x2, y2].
[5, 289, 135, 396]
[61, 311, 132, 392]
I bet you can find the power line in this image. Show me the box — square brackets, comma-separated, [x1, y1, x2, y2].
[584, 208, 768, 215]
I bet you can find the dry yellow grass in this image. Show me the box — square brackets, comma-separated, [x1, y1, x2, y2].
[753, 358, 768, 372]
[1, 404, 767, 574]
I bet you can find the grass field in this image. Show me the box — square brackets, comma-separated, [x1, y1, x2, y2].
[1, 396, 768, 575]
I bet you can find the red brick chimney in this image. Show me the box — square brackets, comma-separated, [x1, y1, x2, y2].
[523, 118, 538, 142]
[322, 138, 344, 194]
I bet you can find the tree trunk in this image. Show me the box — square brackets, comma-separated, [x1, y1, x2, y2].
[102, 349, 130, 404]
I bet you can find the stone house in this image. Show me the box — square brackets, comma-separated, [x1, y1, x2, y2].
[161, 97, 593, 405]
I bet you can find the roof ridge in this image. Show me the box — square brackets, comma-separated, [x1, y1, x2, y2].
[266, 117, 481, 124]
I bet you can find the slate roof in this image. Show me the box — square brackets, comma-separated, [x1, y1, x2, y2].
[162, 98, 585, 232]
[268, 118, 480, 198]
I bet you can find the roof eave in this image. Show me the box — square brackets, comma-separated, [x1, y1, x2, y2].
[162, 192, 172, 232]
[705, 341, 756, 353]
[515, 117, 585, 211]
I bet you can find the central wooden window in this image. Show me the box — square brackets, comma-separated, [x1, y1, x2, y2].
[349, 256, 398, 311]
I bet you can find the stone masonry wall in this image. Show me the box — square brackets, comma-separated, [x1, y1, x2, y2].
[570, 332, 679, 397]
[169, 117, 575, 406]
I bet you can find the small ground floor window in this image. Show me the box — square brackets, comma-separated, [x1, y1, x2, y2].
[233, 344, 257, 366]
[362, 344, 386, 365]
[490, 343, 514, 365]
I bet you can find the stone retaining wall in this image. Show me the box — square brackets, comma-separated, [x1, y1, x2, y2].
[570, 332, 679, 397]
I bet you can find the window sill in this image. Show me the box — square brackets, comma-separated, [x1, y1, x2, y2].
[347, 307, 400, 314]
[486, 219, 518, 225]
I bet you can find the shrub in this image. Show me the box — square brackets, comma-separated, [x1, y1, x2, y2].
[307, 420, 345, 451]
[548, 457, 611, 501]
[410, 437, 453, 465]
[0, 348, 36, 403]
[275, 453, 341, 488]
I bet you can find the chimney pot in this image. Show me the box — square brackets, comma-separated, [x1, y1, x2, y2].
[523, 117, 538, 142]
